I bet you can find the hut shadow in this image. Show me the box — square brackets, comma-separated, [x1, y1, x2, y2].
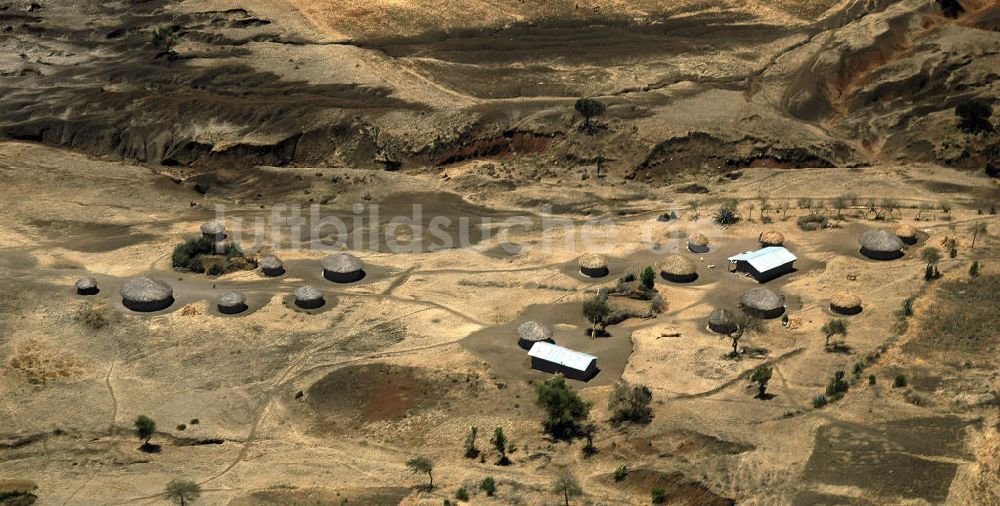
[825, 343, 853, 354]
[755, 392, 776, 400]
[283, 294, 338, 314]
[859, 248, 904, 261]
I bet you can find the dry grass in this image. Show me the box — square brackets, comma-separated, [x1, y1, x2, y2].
[7, 339, 86, 385]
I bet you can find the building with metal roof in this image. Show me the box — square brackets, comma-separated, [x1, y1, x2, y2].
[727, 246, 797, 282]
[527, 342, 598, 381]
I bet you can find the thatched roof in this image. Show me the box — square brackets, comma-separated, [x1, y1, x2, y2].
[740, 287, 783, 311]
[830, 292, 861, 309]
[894, 224, 916, 239]
[200, 220, 225, 235]
[217, 291, 246, 308]
[578, 253, 607, 269]
[322, 253, 363, 273]
[688, 233, 709, 246]
[760, 230, 785, 246]
[518, 321, 553, 342]
[120, 276, 173, 303]
[708, 308, 739, 333]
[75, 277, 97, 291]
[260, 256, 283, 270]
[859, 229, 904, 252]
[293, 285, 323, 301]
[659, 255, 697, 276]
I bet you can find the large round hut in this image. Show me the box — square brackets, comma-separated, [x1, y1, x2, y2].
[217, 291, 247, 314]
[260, 255, 285, 277]
[895, 224, 917, 245]
[830, 292, 863, 315]
[200, 220, 226, 242]
[517, 321, 554, 350]
[578, 254, 609, 278]
[688, 233, 710, 253]
[659, 255, 698, 283]
[293, 285, 325, 309]
[739, 287, 785, 319]
[707, 308, 739, 334]
[120, 276, 174, 312]
[322, 253, 365, 283]
[859, 229, 905, 260]
[759, 230, 785, 247]
[75, 277, 99, 295]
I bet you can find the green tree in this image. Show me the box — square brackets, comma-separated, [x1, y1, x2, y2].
[165, 479, 200, 506]
[574, 98, 606, 132]
[463, 426, 479, 458]
[490, 427, 509, 465]
[552, 471, 582, 506]
[955, 98, 993, 133]
[821, 319, 848, 348]
[640, 266, 655, 290]
[968, 222, 988, 248]
[535, 375, 592, 439]
[969, 260, 980, 278]
[921, 247, 942, 267]
[608, 381, 653, 424]
[582, 295, 610, 338]
[135, 415, 156, 447]
[480, 476, 496, 497]
[749, 365, 773, 399]
[406, 456, 434, 490]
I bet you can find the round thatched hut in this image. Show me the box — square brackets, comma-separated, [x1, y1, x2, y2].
[859, 229, 905, 260]
[517, 320, 554, 350]
[739, 287, 784, 319]
[830, 292, 863, 315]
[260, 255, 285, 277]
[895, 224, 917, 245]
[322, 253, 365, 283]
[120, 276, 174, 312]
[659, 255, 698, 283]
[293, 285, 324, 309]
[217, 291, 247, 314]
[200, 220, 226, 241]
[759, 230, 785, 247]
[707, 308, 739, 334]
[75, 277, 99, 295]
[578, 254, 609, 278]
[688, 233, 710, 253]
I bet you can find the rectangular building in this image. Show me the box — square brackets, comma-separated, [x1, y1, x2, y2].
[527, 342, 598, 381]
[727, 246, 797, 282]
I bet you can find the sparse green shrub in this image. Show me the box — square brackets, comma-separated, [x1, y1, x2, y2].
[75, 303, 110, 330]
[463, 426, 479, 458]
[813, 394, 828, 408]
[825, 371, 849, 401]
[893, 374, 908, 388]
[165, 479, 200, 506]
[491, 428, 510, 465]
[613, 465, 628, 482]
[608, 382, 653, 424]
[455, 487, 469, 501]
[714, 200, 739, 225]
[641, 266, 655, 290]
[796, 214, 828, 231]
[868, 375, 877, 385]
[970, 261, 980, 278]
[480, 477, 496, 497]
[652, 487, 667, 504]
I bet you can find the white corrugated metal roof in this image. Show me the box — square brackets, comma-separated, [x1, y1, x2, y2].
[727, 246, 797, 272]
[527, 342, 596, 372]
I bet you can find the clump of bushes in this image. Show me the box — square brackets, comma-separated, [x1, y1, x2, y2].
[893, 374, 908, 388]
[75, 303, 110, 330]
[171, 237, 256, 275]
[796, 214, 828, 231]
[825, 370, 850, 401]
[613, 465, 628, 482]
[652, 487, 667, 504]
[714, 200, 740, 225]
[455, 487, 469, 501]
[479, 477, 496, 497]
[608, 382, 653, 425]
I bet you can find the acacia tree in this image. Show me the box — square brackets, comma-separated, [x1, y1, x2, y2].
[583, 295, 610, 338]
[165, 479, 201, 506]
[968, 222, 988, 248]
[491, 427, 510, 465]
[552, 471, 583, 506]
[463, 426, 479, 458]
[821, 319, 848, 348]
[574, 98, 606, 132]
[749, 365, 773, 399]
[921, 246, 942, 280]
[405, 456, 434, 490]
[535, 375, 592, 439]
[135, 415, 156, 450]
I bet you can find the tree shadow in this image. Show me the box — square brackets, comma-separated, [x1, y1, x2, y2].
[138, 442, 162, 453]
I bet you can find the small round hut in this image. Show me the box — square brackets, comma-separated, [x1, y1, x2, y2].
[739, 287, 785, 319]
[517, 320, 554, 350]
[260, 256, 285, 277]
[688, 233, 710, 253]
[830, 292, 863, 315]
[578, 254, 609, 278]
[217, 291, 247, 314]
[200, 220, 226, 242]
[759, 230, 785, 247]
[75, 277, 99, 295]
[322, 253, 365, 283]
[659, 255, 698, 283]
[859, 229, 905, 260]
[707, 308, 740, 334]
[120, 276, 174, 312]
[293, 285, 325, 309]
[895, 224, 917, 245]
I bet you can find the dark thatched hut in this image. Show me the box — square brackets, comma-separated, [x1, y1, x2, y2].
[260, 255, 285, 277]
[659, 255, 698, 283]
[120, 276, 174, 312]
[859, 229, 905, 260]
[578, 254, 609, 278]
[707, 308, 739, 334]
[739, 287, 784, 319]
[75, 277, 99, 295]
[293, 285, 324, 309]
[322, 253, 365, 283]
[830, 292, 863, 315]
[200, 220, 226, 242]
[517, 320, 554, 350]
[217, 291, 247, 314]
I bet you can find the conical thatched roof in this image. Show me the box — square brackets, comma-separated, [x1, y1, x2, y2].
[200, 220, 225, 236]
[322, 253, 363, 273]
[518, 321, 553, 343]
[120, 276, 173, 303]
[740, 287, 783, 312]
[760, 230, 785, 246]
[578, 253, 607, 269]
[659, 255, 697, 276]
[75, 277, 97, 292]
[293, 285, 323, 301]
[894, 224, 916, 239]
[217, 291, 246, 307]
[859, 229, 904, 252]
[260, 256, 283, 270]
[688, 233, 709, 246]
[830, 292, 861, 309]
[707, 308, 739, 334]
